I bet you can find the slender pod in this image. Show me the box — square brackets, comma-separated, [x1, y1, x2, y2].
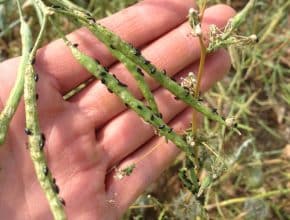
[51, 6, 226, 126]
[108, 48, 159, 114]
[20, 8, 67, 219]
[65, 41, 194, 155]
[0, 11, 32, 145]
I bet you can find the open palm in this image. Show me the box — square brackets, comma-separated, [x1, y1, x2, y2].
[0, 1, 235, 219]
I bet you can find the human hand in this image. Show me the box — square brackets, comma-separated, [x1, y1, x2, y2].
[0, 0, 235, 219]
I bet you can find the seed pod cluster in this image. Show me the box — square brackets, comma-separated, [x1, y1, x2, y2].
[66, 42, 194, 155]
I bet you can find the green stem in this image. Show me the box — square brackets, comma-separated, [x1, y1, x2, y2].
[206, 188, 290, 210]
[0, 3, 32, 145]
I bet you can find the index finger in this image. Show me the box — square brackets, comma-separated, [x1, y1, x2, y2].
[34, 0, 196, 94]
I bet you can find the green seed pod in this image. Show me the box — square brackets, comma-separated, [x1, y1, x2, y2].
[19, 10, 67, 219]
[52, 7, 226, 126]
[108, 48, 159, 114]
[66, 41, 194, 155]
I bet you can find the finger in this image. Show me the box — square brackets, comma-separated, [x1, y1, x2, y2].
[106, 107, 194, 216]
[71, 4, 236, 129]
[33, 0, 195, 94]
[98, 49, 230, 168]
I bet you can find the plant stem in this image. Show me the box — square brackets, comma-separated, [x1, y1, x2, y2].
[206, 188, 290, 210]
[0, 2, 32, 145]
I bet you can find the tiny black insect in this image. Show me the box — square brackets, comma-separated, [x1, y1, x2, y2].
[52, 178, 56, 184]
[107, 88, 113, 93]
[72, 43, 79, 48]
[159, 124, 165, 129]
[40, 133, 46, 150]
[161, 69, 167, 75]
[158, 113, 163, 119]
[150, 67, 156, 74]
[125, 103, 129, 107]
[118, 81, 128, 87]
[212, 108, 218, 114]
[110, 44, 116, 50]
[60, 198, 66, 206]
[221, 116, 226, 120]
[35, 94, 39, 100]
[174, 96, 180, 100]
[88, 17, 96, 23]
[31, 58, 36, 65]
[112, 74, 117, 79]
[198, 97, 203, 102]
[144, 60, 150, 65]
[137, 105, 143, 110]
[150, 115, 155, 121]
[24, 128, 32, 136]
[85, 12, 92, 17]
[133, 48, 141, 56]
[104, 67, 109, 72]
[51, 5, 61, 9]
[168, 128, 173, 133]
[136, 68, 144, 76]
[234, 123, 238, 128]
[43, 166, 49, 176]
[53, 183, 60, 194]
[100, 72, 106, 77]
[101, 79, 106, 84]
[95, 59, 100, 64]
[29, 47, 33, 53]
[34, 74, 39, 82]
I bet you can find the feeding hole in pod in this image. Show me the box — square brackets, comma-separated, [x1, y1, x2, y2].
[24, 128, 32, 136]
